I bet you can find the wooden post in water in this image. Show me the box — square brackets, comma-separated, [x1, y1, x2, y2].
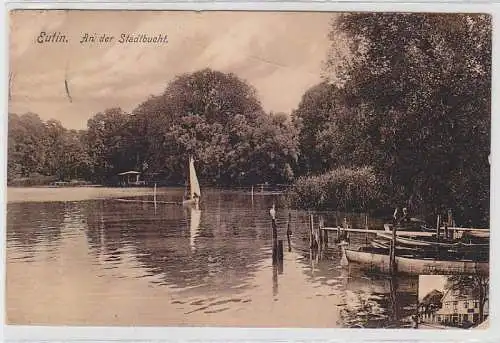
[271, 202, 278, 263]
[319, 216, 324, 247]
[335, 215, 340, 241]
[447, 209, 454, 239]
[365, 214, 369, 246]
[321, 215, 328, 247]
[342, 217, 348, 243]
[340, 241, 349, 267]
[309, 214, 314, 249]
[447, 209, 454, 226]
[436, 214, 441, 258]
[436, 214, 441, 238]
[272, 218, 278, 265]
[153, 183, 157, 211]
[278, 240, 284, 263]
[389, 224, 397, 274]
[272, 218, 278, 242]
[286, 212, 292, 252]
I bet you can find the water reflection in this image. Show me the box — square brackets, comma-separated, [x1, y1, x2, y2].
[338, 270, 418, 328]
[189, 206, 202, 252]
[7, 188, 416, 327]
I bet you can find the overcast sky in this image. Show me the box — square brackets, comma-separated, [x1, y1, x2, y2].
[9, 10, 338, 129]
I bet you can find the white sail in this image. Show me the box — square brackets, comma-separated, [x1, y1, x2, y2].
[189, 157, 201, 199]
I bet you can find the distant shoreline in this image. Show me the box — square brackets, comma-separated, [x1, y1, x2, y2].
[6, 186, 165, 204]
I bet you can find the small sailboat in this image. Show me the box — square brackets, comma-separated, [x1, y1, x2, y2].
[182, 156, 201, 207]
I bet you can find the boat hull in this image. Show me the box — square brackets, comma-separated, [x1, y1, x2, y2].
[377, 231, 489, 249]
[182, 198, 199, 207]
[344, 249, 489, 276]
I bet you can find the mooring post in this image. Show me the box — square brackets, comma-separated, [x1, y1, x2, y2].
[272, 215, 278, 264]
[309, 214, 314, 249]
[320, 215, 328, 247]
[278, 240, 284, 262]
[435, 214, 441, 258]
[340, 241, 349, 267]
[389, 224, 397, 274]
[341, 217, 348, 242]
[153, 183, 157, 203]
[365, 214, 369, 246]
[272, 264, 278, 296]
[286, 212, 292, 252]
[272, 218, 278, 242]
[318, 216, 324, 247]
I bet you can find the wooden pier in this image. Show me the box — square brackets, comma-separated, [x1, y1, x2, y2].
[312, 215, 489, 276]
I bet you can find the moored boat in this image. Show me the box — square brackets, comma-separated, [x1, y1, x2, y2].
[384, 218, 434, 233]
[376, 232, 489, 249]
[343, 247, 489, 276]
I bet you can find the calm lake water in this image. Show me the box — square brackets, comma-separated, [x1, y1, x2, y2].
[6, 187, 418, 328]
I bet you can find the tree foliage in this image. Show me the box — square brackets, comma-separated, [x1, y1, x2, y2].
[419, 289, 443, 314]
[85, 107, 133, 183]
[8, 69, 298, 187]
[294, 13, 491, 224]
[7, 113, 90, 183]
[126, 69, 298, 186]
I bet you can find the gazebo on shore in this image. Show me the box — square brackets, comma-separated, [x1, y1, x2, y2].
[117, 171, 146, 187]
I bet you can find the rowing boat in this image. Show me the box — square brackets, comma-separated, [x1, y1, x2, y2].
[376, 232, 489, 249]
[343, 247, 489, 276]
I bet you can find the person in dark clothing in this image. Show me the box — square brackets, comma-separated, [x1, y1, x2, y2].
[393, 206, 410, 225]
[401, 207, 410, 223]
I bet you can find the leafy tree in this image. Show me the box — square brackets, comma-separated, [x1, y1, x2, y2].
[85, 108, 133, 183]
[293, 81, 376, 176]
[129, 68, 297, 186]
[247, 112, 298, 185]
[419, 289, 443, 314]
[7, 112, 47, 179]
[162, 68, 263, 124]
[43, 119, 68, 179]
[8, 113, 90, 184]
[292, 82, 349, 174]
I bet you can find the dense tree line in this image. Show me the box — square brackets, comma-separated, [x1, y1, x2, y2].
[8, 14, 490, 225]
[8, 113, 91, 184]
[292, 13, 490, 225]
[8, 69, 298, 187]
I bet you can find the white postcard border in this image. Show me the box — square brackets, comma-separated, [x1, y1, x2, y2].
[1, 1, 499, 342]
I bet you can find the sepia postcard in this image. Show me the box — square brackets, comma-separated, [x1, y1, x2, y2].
[3, 6, 495, 341]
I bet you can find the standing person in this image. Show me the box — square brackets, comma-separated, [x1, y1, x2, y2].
[393, 207, 400, 225]
[393, 205, 410, 225]
[401, 207, 410, 223]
